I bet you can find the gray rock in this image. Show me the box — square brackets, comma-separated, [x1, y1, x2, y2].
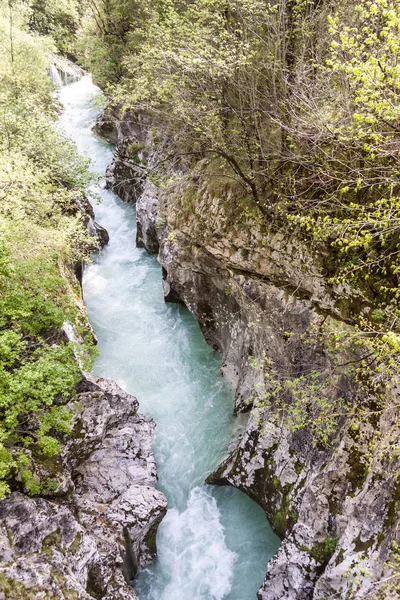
[95, 108, 166, 255]
[158, 222, 400, 599]
[136, 180, 160, 254]
[158, 224, 400, 599]
[101, 106, 400, 599]
[72, 196, 109, 250]
[88, 218, 109, 248]
[0, 377, 167, 600]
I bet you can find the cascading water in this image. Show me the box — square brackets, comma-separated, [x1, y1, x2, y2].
[49, 53, 84, 88]
[59, 75, 279, 600]
[49, 64, 63, 88]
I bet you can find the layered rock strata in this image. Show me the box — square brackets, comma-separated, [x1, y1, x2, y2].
[96, 108, 400, 599]
[0, 377, 167, 600]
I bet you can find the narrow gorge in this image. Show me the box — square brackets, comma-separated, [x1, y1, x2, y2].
[93, 96, 400, 599]
[2, 1, 400, 599]
[63, 75, 280, 600]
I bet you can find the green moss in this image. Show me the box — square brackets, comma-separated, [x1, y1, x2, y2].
[125, 142, 142, 162]
[69, 531, 81, 555]
[145, 527, 158, 557]
[346, 447, 369, 494]
[0, 574, 57, 600]
[272, 507, 288, 537]
[181, 185, 198, 216]
[335, 547, 345, 566]
[302, 536, 338, 565]
[294, 461, 304, 475]
[271, 481, 295, 537]
[384, 478, 400, 529]
[41, 528, 62, 559]
[272, 475, 280, 490]
[377, 532, 385, 546]
[353, 534, 374, 553]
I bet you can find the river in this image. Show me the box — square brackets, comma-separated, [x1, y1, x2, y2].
[59, 75, 279, 600]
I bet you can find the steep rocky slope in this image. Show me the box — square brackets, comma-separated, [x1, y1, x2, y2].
[0, 154, 167, 599]
[96, 108, 400, 599]
[0, 376, 167, 600]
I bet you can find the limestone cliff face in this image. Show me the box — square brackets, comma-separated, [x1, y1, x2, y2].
[0, 376, 167, 600]
[96, 109, 400, 599]
[158, 211, 400, 600]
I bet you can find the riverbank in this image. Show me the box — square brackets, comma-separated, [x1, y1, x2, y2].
[96, 104, 400, 600]
[76, 76, 280, 600]
[0, 68, 167, 600]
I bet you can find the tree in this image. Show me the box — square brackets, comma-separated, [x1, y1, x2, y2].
[0, 0, 96, 497]
[79, 0, 400, 413]
[76, 0, 153, 87]
[28, 0, 82, 56]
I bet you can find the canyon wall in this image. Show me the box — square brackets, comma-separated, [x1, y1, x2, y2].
[96, 108, 400, 600]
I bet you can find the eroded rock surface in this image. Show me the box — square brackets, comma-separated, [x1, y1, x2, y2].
[94, 109, 163, 255]
[158, 216, 400, 599]
[0, 377, 167, 600]
[97, 107, 400, 599]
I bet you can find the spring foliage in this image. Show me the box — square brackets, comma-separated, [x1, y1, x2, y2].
[0, 1, 95, 498]
[78, 1, 400, 294]
[75, 2, 400, 593]
[79, 0, 400, 398]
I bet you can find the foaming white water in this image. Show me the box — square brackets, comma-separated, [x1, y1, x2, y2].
[59, 76, 279, 600]
[141, 488, 236, 600]
[49, 64, 63, 88]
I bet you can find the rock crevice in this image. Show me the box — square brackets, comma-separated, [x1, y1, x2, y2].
[0, 376, 167, 600]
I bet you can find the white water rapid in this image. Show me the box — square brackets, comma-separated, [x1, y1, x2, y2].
[59, 75, 279, 600]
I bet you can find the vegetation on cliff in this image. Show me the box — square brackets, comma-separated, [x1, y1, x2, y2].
[79, 0, 400, 422]
[0, 1, 96, 498]
[83, 0, 400, 294]
[1, 0, 397, 595]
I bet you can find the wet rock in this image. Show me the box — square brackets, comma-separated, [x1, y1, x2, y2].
[136, 180, 160, 254]
[70, 377, 167, 568]
[158, 217, 400, 598]
[159, 223, 400, 598]
[0, 492, 100, 600]
[93, 109, 119, 145]
[71, 196, 109, 250]
[95, 108, 166, 254]
[70, 195, 109, 289]
[88, 218, 109, 248]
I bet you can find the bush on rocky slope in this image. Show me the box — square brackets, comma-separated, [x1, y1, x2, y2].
[0, 1, 96, 498]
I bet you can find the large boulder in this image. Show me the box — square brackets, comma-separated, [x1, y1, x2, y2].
[0, 377, 167, 600]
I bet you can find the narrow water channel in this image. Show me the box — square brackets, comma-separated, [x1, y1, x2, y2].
[59, 76, 279, 600]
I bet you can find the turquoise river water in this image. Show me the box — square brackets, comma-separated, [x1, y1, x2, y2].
[59, 75, 279, 600]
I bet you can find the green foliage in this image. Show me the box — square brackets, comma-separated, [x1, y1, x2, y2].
[82, 0, 400, 318]
[0, 1, 96, 498]
[76, 0, 153, 87]
[303, 536, 338, 565]
[247, 314, 400, 453]
[28, 0, 82, 55]
[248, 345, 352, 448]
[288, 1, 400, 303]
[75, 2, 400, 587]
[81, 0, 400, 442]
